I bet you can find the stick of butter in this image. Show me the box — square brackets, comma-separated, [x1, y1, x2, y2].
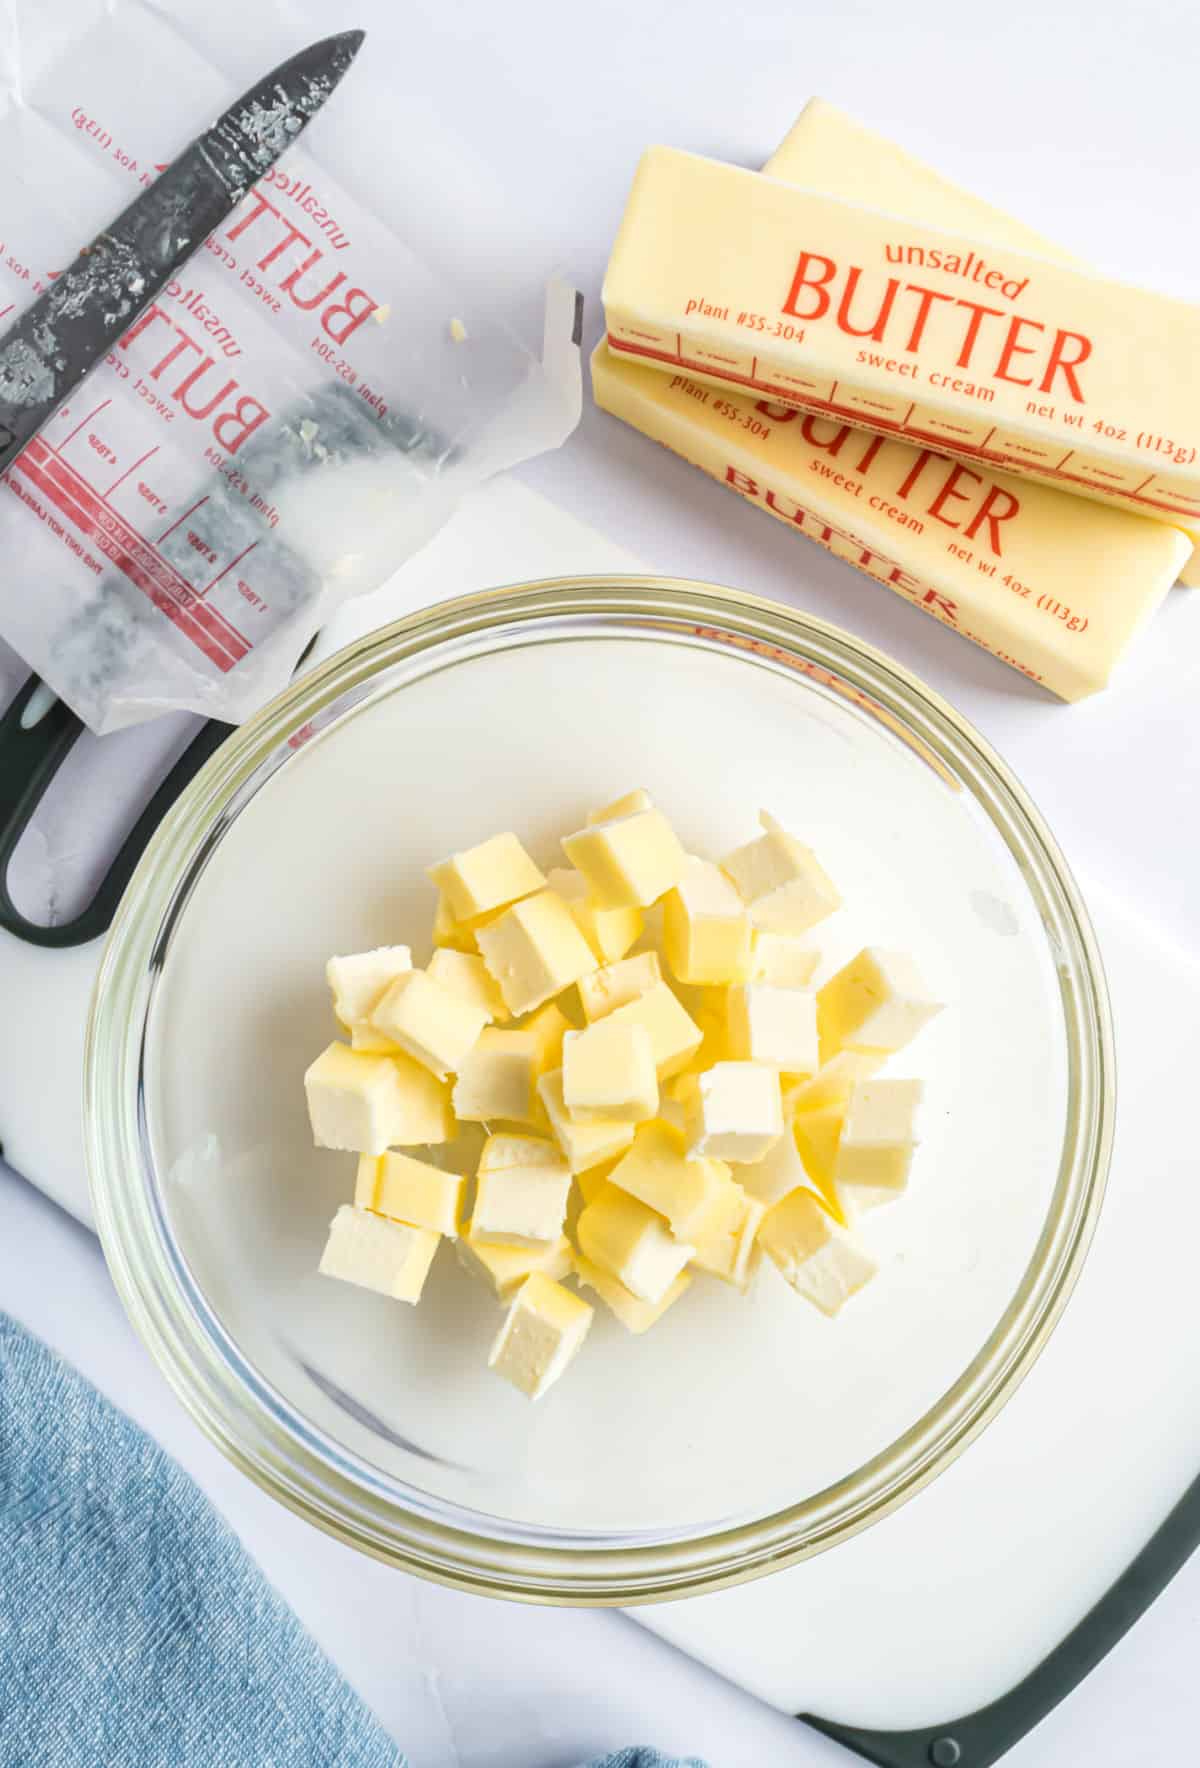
[765, 100, 1199, 584]
[605, 146, 1200, 526]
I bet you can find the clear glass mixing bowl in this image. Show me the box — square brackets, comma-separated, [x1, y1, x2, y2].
[86, 578, 1112, 1604]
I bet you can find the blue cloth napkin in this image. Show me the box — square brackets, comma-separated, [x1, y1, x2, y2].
[0, 1313, 705, 1768]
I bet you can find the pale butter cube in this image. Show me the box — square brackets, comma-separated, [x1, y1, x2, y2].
[562, 806, 687, 909]
[684, 1061, 783, 1164]
[370, 969, 487, 1080]
[349, 1021, 402, 1054]
[834, 1080, 922, 1208]
[578, 950, 662, 1023]
[452, 1027, 539, 1125]
[749, 930, 819, 989]
[305, 1043, 416, 1155]
[576, 1183, 694, 1303]
[721, 812, 841, 934]
[562, 1019, 658, 1124]
[326, 946, 412, 1027]
[574, 1253, 691, 1333]
[758, 1189, 877, 1316]
[607, 981, 703, 1079]
[787, 1050, 885, 1113]
[473, 1133, 572, 1246]
[607, 1120, 738, 1242]
[457, 1222, 573, 1300]
[518, 999, 572, 1074]
[726, 984, 818, 1076]
[476, 890, 598, 1015]
[428, 830, 546, 923]
[426, 947, 510, 1022]
[663, 857, 752, 985]
[358, 1150, 466, 1236]
[735, 1121, 813, 1207]
[488, 1272, 593, 1400]
[319, 1204, 440, 1304]
[546, 867, 643, 965]
[817, 947, 942, 1061]
[587, 787, 653, 824]
[691, 1186, 767, 1291]
[432, 891, 476, 953]
[537, 1068, 636, 1172]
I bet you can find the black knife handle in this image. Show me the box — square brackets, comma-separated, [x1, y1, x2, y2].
[801, 1458, 1200, 1766]
[0, 675, 229, 948]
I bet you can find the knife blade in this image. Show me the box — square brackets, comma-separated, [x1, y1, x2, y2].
[0, 28, 365, 479]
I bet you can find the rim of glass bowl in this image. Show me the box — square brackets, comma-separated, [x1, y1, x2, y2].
[86, 577, 1113, 1606]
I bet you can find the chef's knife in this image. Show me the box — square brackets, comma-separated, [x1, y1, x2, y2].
[0, 30, 364, 948]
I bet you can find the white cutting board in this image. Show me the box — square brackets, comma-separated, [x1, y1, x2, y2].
[3, 479, 1198, 1734]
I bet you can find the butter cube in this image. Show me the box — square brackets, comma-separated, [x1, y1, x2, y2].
[607, 1120, 738, 1242]
[457, 1222, 572, 1299]
[683, 1061, 784, 1164]
[432, 891, 476, 953]
[562, 805, 687, 909]
[326, 946, 412, 1027]
[349, 1021, 403, 1054]
[749, 930, 819, 989]
[576, 1183, 694, 1303]
[305, 1043, 422, 1155]
[473, 1133, 572, 1246]
[319, 1204, 440, 1304]
[488, 1272, 593, 1400]
[787, 1050, 885, 1113]
[663, 857, 752, 985]
[452, 1027, 539, 1125]
[546, 867, 643, 965]
[578, 951, 662, 1022]
[721, 812, 841, 934]
[518, 999, 573, 1074]
[817, 947, 942, 1061]
[574, 1253, 691, 1333]
[587, 787, 653, 823]
[574, 1156, 623, 1206]
[428, 830, 546, 923]
[834, 1080, 922, 1209]
[791, 1104, 848, 1220]
[758, 1189, 877, 1316]
[726, 984, 818, 1076]
[537, 1068, 636, 1172]
[607, 982, 703, 1079]
[736, 1121, 813, 1207]
[370, 970, 488, 1080]
[476, 890, 598, 1016]
[691, 1186, 767, 1291]
[562, 1019, 658, 1124]
[426, 947, 510, 1022]
[358, 1149, 466, 1236]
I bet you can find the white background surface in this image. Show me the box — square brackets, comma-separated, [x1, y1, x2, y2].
[4, 0, 1200, 1764]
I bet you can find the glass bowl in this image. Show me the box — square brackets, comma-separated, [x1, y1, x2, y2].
[86, 577, 1113, 1604]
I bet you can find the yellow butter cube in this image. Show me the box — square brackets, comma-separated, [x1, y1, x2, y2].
[690, 1186, 766, 1291]
[607, 981, 703, 1080]
[758, 1189, 877, 1316]
[326, 946, 412, 1027]
[426, 947, 509, 1022]
[663, 857, 752, 985]
[488, 1272, 593, 1400]
[573, 1253, 691, 1333]
[791, 1103, 847, 1210]
[578, 951, 662, 1023]
[817, 947, 942, 1062]
[576, 1183, 694, 1303]
[432, 891, 477, 953]
[349, 1021, 403, 1054]
[726, 984, 818, 1076]
[562, 1019, 658, 1124]
[318, 1204, 440, 1304]
[749, 930, 819, 989]
[786, 1051, 885, 1113]
[537, 1068, 636, 1173]
[546, 867, 643, 965]
[304, 1043, 439, 1155]
[574, 1155, 624, 1206]
[370, 969, 488, 1081]
[473, 1133, 573, 1246]
[607, 1120, 738, 1242]
[452, 1027, 539, 1125]
[834, 1080, 922, 1210]
[456, 1221, 573, 1299]
[562, 805, 687, 909]
[721, 811, 841, 934]
[476, 890, 598, 1016]
[586, 787, 653, 824]
[518, 999, 573, 1074]
[683, 1061, 784, 1164]
[358, 1149, 466, 1236]
[428, 830, 546, 923]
